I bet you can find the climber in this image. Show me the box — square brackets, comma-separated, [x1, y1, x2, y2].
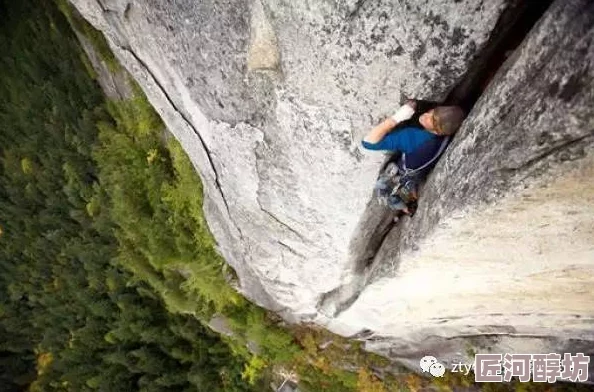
[361, 100, 465, 215]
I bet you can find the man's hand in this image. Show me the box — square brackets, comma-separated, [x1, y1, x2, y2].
[405, 99, 417, 110]
[363, 100, 417, 145]
[390, 102, 416, 124]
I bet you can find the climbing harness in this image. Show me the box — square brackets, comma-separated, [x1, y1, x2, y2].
[376, 136, 451, 214]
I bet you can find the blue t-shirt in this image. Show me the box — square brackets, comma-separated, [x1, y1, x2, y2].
[361, 126, 437, 154]
[361, 126, 445, 170]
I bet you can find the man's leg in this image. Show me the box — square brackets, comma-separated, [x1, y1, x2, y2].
[375, 162, 400, 204]
[374, 177, 391, 197]
[387, 194, 409, 213]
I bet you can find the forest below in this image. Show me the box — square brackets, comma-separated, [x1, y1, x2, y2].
[1, 1, 590, 392]
[0, 0, 255, 389]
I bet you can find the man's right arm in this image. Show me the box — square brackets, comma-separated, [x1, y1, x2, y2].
[362, 117, 398, 145]
[362, 103, 415, 144]
[361, 128, 409, 151]
[361, 101, 416, 150]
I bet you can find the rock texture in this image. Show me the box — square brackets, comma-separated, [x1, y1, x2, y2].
[70, 0, 594, 374]
[327, 0, 594, 371]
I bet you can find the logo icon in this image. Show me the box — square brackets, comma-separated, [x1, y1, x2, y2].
[430, 362, 446, 377]
[420, 356, 446, 377]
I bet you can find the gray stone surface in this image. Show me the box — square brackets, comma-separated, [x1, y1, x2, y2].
[327, 0, 594, 372]
[70, 0, 594, 375]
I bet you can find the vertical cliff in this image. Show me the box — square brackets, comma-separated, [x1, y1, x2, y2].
[324, 0, 594, 367]
[69, 0, 594, 373]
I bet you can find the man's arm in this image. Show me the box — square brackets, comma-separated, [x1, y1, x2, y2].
[361, 127, 415, 152]
[362, 117, 398, 144]
[362, 101, 416, 144]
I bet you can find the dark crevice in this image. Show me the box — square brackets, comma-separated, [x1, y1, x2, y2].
[94, 0, 107, 13]
[277, 240, 306, 259]
[258, 203, 308, 242]
[355, 210, 397, 272]
[445, 0, 555, 112]
[501, 134, 593, 173]
[428, 312, 594, 323]
[95, 0, 119, 15]
[319, 0, 556, 319]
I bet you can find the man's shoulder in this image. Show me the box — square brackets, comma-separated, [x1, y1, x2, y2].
[397, 126, 434, 137]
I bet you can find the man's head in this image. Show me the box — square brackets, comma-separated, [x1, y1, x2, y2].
[419, 106, 465, 136]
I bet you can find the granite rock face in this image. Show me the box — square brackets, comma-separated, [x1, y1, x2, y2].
[327, 0, 594, 369]
[70, 0, 594, 373]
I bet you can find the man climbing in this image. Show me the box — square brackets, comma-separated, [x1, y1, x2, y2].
[361, 100, 465, 215]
